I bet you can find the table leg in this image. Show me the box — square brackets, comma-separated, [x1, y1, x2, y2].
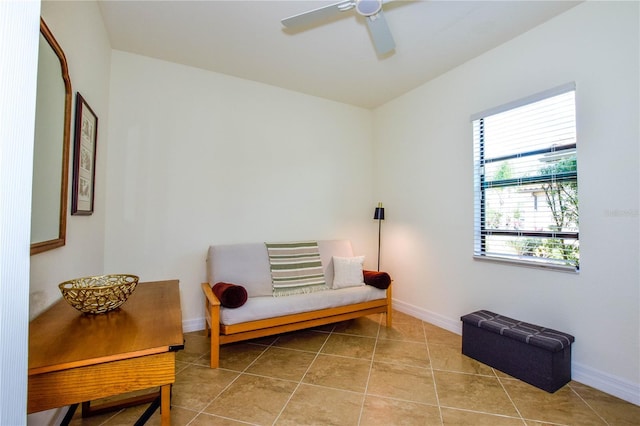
[133, 397, 160, 426]
[60, 403, 78, 426]
[160, 384, 171, 425]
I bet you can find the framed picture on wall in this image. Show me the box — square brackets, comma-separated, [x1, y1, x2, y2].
[71, 92, 98, 215]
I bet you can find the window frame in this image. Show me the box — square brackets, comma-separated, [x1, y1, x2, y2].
[472, 83, 579, 273]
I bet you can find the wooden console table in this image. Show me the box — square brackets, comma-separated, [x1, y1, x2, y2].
[28, 280, 184, 425]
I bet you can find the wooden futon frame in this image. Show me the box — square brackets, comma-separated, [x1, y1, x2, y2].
[201, 282, 392, 368]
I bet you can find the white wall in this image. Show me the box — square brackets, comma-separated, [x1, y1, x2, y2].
[29, 0, 111, 319]
[105, 51, 378, 331]
[374, 1, 639, 404]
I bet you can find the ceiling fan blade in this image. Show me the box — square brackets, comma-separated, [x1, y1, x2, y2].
[282, 0, 356, 29]
[365, 11, 395, 55]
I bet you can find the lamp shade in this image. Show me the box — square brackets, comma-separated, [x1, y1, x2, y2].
[373, 202, 385, 220]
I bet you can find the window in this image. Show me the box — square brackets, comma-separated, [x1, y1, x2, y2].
[472, 83, 579, 271]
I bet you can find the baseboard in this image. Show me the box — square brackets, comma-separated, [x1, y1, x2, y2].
[393, 298, 462, 335]
[183, 317, 205, 333]
[392, 298, 640, 406]
[572, 362, 640, 405]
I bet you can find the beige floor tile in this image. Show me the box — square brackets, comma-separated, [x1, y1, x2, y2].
[204, 374, 297, 424]
[303, 354, 371, 393]
[441, 407, 525, 425]
[434, 370, 519, 417]
[332, 315, 382, 337]
[360, 396, 442, 425]
[311, 322, 338, 332]
[275, 384, 364, 426]
[377, 319, 427, 342]
[95, 317, 638, 426]
[176, 359, 192, 373]
[424, 323, 461, 348]
[69, 409, 121, 426]
[176, 349, 208, 364]
[374, 338, 430, 368]
[366, 313, 385, 325]
[180, 331, 212, 355]
[569, 381, 640, 426]
[272, 329, 330, 351]
[171, 364, 240, 411]
[89, 406, 145, 426]
[145, 406, 199, 425]
[216, 342, 268, 371]
[245, 346, 317, 381]
[367, 362, 438, 405]
[502, 379, 607, 425]
[188, 412, 252, 425]
[392, 310, 424, 325]
[493, 368, 518, 379]
[429, 343, 495, 376]
[321, 333, 377, 360]
[246, 334, 281, 346]
[191, 356, 211, 368]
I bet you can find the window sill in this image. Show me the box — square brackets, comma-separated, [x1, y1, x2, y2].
[473, 255, 579, 274]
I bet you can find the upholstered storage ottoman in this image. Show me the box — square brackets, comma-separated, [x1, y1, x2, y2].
[461, 310, 575, 393]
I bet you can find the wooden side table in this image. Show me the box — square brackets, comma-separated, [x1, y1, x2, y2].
[28, 280, 184, 425]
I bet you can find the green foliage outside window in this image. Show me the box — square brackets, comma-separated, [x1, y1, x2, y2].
[508, 157, 579, 267]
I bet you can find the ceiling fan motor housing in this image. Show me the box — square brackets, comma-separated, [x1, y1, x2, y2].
[356, 0, 383, 17]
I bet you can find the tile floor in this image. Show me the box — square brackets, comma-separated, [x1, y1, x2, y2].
[70, 311, 639, 425]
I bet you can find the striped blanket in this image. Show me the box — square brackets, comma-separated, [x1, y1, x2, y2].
[265, 241, 328, 297]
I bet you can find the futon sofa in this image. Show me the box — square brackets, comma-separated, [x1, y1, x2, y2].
[201, 240, 392, 368]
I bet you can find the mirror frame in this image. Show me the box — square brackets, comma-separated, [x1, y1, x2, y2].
[31, 18, 72, 255]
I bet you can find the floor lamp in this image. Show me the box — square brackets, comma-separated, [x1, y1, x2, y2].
[373, 202, 385, 271]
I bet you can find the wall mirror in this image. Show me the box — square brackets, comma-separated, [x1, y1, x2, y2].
[31, 18, 71, 255]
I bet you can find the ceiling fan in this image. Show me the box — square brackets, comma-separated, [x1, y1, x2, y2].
[282, 0, 396, 55]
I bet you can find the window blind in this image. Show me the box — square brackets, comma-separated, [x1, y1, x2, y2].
[473, 84, 579, 271]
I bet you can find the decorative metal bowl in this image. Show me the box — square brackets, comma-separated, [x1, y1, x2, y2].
[58, 274, 139, 314]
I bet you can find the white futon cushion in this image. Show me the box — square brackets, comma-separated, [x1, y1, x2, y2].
[220, 285, 386, 326]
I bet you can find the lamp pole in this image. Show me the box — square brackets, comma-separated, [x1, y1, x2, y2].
[373, 202, 385, 271]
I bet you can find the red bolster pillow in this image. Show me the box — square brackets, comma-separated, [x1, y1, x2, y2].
[363, 270, 391, 290]
[212, 282, 248, 308]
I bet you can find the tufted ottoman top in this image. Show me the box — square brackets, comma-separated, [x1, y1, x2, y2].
[461, 310, 575, 352]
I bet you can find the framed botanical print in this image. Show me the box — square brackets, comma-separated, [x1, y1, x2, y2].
[71, 92, 97, 215]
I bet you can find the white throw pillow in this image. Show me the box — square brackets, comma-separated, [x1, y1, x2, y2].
[332, 256, 365, 289]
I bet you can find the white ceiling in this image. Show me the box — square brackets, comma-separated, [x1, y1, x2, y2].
[97, 0, 580, 109]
